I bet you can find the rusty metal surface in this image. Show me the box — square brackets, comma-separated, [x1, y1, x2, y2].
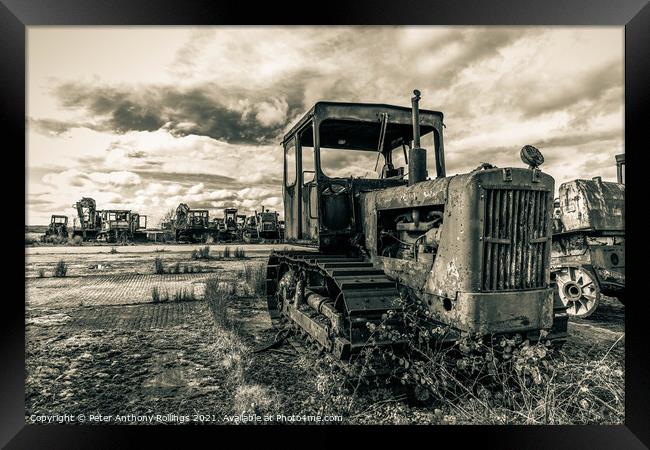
[273, 95, 566, 347]
[556, 178, 624, 233]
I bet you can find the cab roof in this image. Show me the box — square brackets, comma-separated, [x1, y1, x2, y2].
[283, 101, 444, 152]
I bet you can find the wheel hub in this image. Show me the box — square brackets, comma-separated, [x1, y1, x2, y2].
[554, 266, 601, 318]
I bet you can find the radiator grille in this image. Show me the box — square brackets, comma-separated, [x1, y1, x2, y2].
[482, 188, 550, 291]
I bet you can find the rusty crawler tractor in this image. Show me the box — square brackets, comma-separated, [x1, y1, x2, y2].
[96, 210, 147, 243]
[173, 203, 210, 243]
[72, 197, 101, 241]
[42, 215, 69, 241]
[242, 206, 283, 243]
[266, 91, 568, 363]
[218, 208, 241, 242]
[550, 154, 625, 318]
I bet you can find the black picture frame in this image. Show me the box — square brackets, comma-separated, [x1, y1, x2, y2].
[4, 0, 648, 447]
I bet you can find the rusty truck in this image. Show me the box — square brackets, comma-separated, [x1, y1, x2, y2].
[242, 206, 283, 243]
[42, 215, 69, 242]
[96, 210, 148, 243]
[550, 154, 625, 317]
[216, 208, 242, 242]
[265, 91, 568, 363]
[172, 203, 210, 243]
[72, 197, 102, 241]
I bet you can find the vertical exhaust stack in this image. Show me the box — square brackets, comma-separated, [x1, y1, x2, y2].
[409, 89, 428, 186]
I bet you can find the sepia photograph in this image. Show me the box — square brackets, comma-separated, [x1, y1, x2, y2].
[22, 24, 627, 427]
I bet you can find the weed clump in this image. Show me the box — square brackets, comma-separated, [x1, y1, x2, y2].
[241, 263, 266, 295]
[173, 287, 196, 302]
[110, 247, 118, 254]
[152, 286, 161, 303]
[54, 260, 67, 277]
[205, 276, 233, 326]
[37, 268, 45, 278]
[233, 247, 246, 259]
[152, 286, 170, 303]
[154, 257, 165, 274]
[192, 246, 211, 260]
[222, 246, 231, 258]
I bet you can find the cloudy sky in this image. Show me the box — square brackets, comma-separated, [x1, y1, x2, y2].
[27, 26, 623, 225]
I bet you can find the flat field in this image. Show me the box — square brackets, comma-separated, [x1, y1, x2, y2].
[25, 244, 624, 425]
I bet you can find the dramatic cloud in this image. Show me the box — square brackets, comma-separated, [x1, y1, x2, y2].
[26, 27, 623, 225]
[49, 82, 304, 145]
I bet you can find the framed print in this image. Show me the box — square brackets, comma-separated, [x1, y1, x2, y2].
[3, 0, 648, 447]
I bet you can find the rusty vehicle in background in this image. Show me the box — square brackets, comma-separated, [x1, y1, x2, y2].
[96, 210, 148, 243]
[242, 206, 284, 243]
[172, 203, 210, 243]
[550, 154, 625, 317]
[265, 91, 568, 363]
[42, 215, 69, 241]
[72, 197, 102, 241]
[216, 208, 242, 242]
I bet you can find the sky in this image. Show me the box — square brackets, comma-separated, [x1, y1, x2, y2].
[26, 26, 624, 225]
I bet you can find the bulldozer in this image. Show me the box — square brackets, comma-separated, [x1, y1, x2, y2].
[72, 197, 101, 241]
[96, 210, 148, 243]
[242, 206, 283, 243]
[172, 203, 210, 243]
[216, 208, 242, 242]
[550, 154, 625, 317]
[42, 215, 69, 242]
[265, 91, 568, 362]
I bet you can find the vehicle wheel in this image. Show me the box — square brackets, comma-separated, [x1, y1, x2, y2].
[554, 266, 601, 318]
[242, 231, 251, 244]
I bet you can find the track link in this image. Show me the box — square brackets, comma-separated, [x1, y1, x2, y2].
[266, 250, 405, 365]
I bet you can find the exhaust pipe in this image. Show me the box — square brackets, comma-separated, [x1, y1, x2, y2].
[409, 90, 427, 186]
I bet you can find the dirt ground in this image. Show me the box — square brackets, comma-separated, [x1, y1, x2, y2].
[24, 244, 625, 425]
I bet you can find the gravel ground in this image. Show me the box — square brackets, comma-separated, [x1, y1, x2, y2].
[24, 248, 625, 425]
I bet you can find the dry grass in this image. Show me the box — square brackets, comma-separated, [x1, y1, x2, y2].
[151, 286, 161, 303]
[43, 235, 67, 245]
[53, 260, 67, 278]
[151, 286, 195, 303]
[191, 246, 211, 260]
[153, 257, 165, 275]
[204, 275, 231, 327]
[333, 298, 626, 425]
[241, 263, 266, 296]
[173, 286, 196, 302]
[233, 384, 275, 416]
[25, 236, 40, 246]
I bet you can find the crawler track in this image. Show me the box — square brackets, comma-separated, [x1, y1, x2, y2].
[266, 250, 406, 369]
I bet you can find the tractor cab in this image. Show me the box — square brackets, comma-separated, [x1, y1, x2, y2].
[236, 214, 246, 229]
[188, 210, 209, 228]
[50, 215, 68, 226]
[43, 215, 69, 240]
[223, 208, 238, 231]
[282, 100, 445, 249]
